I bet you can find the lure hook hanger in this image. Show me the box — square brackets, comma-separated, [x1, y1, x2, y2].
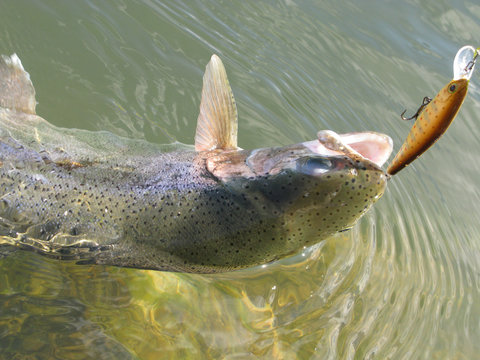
[400, 96, 432, 121]
[464, 48, 479, 73]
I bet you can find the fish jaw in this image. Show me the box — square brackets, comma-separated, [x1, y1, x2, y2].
[303, 131, 393, 168]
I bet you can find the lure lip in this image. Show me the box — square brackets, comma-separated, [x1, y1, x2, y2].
[453, 45, 476, 81]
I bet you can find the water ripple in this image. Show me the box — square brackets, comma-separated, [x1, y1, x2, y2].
[0, 0, 479, 358]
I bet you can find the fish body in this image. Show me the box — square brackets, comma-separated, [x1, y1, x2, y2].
[387, 78, 468, 175]
[0, 54, 392, 273]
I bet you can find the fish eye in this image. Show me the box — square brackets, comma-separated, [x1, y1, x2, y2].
[297, 157, 333, 175]
[448, 84, 457, 93]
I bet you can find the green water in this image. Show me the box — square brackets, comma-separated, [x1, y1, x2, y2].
[1, 0, 479, 359]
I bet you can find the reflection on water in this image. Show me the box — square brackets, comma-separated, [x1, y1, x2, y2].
[0, 0, 479, 359]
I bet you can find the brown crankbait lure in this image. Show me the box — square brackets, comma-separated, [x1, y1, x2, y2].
[387, 46, 478, 175]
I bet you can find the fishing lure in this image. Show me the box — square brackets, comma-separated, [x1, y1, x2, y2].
[387, 46, 478, 175]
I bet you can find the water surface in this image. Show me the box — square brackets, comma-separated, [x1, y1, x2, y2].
[0, 0, 479, 359]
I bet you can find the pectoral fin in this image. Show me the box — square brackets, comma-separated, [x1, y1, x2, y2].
[195, 55, 238, 151]
[0, 54, 36, 115]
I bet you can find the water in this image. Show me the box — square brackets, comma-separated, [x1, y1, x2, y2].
[0, 0, 479, 358]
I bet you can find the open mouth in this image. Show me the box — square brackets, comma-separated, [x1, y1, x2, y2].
[302, 131, 393, 168]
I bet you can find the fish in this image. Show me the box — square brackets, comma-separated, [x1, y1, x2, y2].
[0, 53, 393, 273]
[387, 78, 469, 175]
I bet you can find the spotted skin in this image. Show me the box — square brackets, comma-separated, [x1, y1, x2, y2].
[387, 78, 468, 175]
[0, 121, 387, 273]
[0, 54, 391, 273]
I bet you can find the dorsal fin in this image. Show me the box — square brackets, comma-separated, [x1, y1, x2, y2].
[0, 54, 36, 115]
[195, 55, 238, 151]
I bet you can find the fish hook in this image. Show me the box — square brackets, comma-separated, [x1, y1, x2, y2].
[400, 96, 432, 121]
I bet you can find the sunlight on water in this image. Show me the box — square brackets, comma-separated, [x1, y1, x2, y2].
[0, 0, 479, 359]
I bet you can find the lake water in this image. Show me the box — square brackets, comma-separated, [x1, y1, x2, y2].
[0, 1, 479, 359]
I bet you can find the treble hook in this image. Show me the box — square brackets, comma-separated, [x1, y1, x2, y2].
[400, 96, 432, 121]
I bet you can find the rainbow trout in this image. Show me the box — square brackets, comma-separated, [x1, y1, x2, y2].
[0, 54, 392, 273]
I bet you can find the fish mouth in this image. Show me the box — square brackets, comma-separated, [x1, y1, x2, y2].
[209, 130, 393, 181]
[302, 131, 393, 168]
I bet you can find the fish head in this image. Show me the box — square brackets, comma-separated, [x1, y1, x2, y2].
[205, 130, 393, 249]
[195, 55, 393, 262]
